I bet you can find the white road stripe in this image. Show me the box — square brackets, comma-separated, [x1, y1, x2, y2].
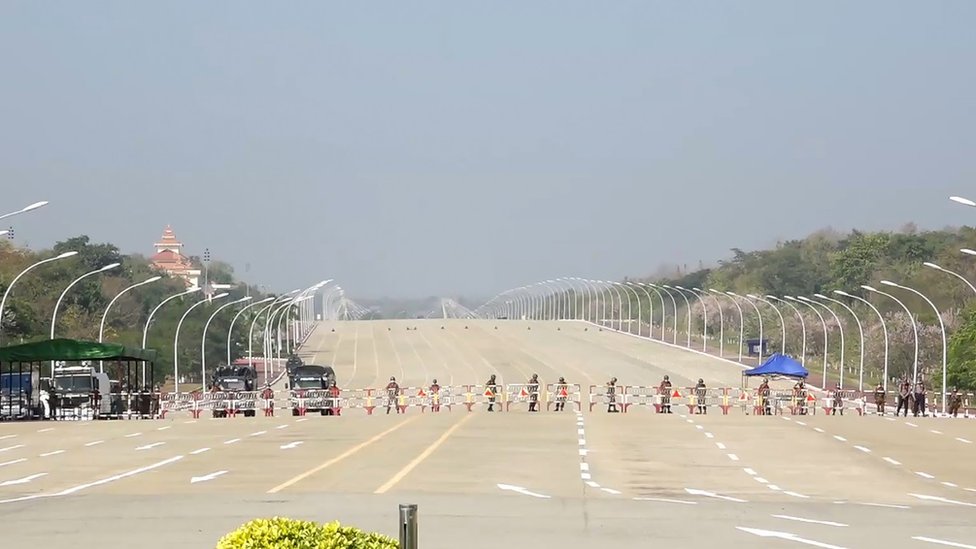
[37, 428, 54, 433]
[580, 463, 589, 471]
[581, 473, 591, 480]
[853, 445, 871, 453]
[858, 502, 909, 509]
[833, 435, 847, 442]
[930, 430, 943, 435]
[883, 457, 901, 466]
[743, 468, 757, 476]
[601, 488, 621, 495]
[585, 481, 600, 488]
[956, 438, 973, 444]
[224, 438, 241, 445]
[916, 472, 935, 479]
[40, 450, 65, 457]
[135, 442, 165, 451]
[906, 422, 918, 427]
[296, 418, 309, 423]
[784, 491, 810, 499]
[814, 427, 825, 433]
[276, 424, 289, 429]
[184, 420, 197, 424]
[190, 448, 210, 455]
[913, 536, 976, 548]
[772, 514, 848, 527]
[910, 494, 976, 507]
[577, 428, 585, 435]
[705, 432, 714, 438]
[727, 453, 739, 461]
[942, 482, 958, 488]
[85, 440, 104, 447]
[0, 445, 25, 453]
[716, 442, 726, 450]
[157, 426, 172, 431]
[578, 439, 586, 445]
[0, 458, 27, 468]
[695, 425, 704, 430]
[124, 433, 142, 438]
[633, 496, 697, 505]
[0, 435, 15, 441]
[250, 431, 267, 437]
[754, 477, 768, 484]
[768, 485, 782, 491]
[796, 421, 807, 426]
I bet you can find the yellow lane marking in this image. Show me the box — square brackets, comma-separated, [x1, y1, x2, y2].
[267, 417, 417, 494]
[374, 413, 473, 494]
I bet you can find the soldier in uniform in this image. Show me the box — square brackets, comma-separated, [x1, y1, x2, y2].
[695, 378, 707, 415]
[606, 377, 619, 413]
[793, 380, 807, 415]
[831, 382, 844, 416]
[757, 378, 771, 415]
[873, 383, 886, 415]
[486, 374, 500, 412]
[913, 380, 926, 417]
[554, 377, 568, 411]
[896, 378, 911, 417]
[659, 375, 673, 414]
[948, 388, 963, 417]
[527, 373, 540, 412]
[326, 380, 341, 416]
[429, 379, 441, 412]
[261, 384, 275, 417]
[385, 376, 400, 415]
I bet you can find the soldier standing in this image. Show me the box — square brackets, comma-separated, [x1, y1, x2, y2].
[873, 383, 886, 415]
[606, 377, 619, 413]
[913, 380, 926, 417]
[659, 375, 673, 414]
[429, 379, 441, 412]
[486, 374, 500, 412]
[327, 380, 341, 416]
[527, 374, 540, 412]
[831, 383, 844, 416]
[695, 378, 707, 415]
[385, 376, 400, 415]
[896, 378, 911, 417]
[948, 388, 962, 417]
[793, 380, 807, 415]
[554, 377, 568, 411]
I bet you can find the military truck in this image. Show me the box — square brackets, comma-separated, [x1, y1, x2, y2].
[211, 365, 257, 417]
[51, 364, 112, 419]
[285, 354, 304, 376]
[287, 364, 337, 415]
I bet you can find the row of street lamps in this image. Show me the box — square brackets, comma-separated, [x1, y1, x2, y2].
[477, 196, 976, 414]
[1, 199, 345, 392]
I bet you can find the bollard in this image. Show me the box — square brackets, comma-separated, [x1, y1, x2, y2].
[399, 503, 418, 549]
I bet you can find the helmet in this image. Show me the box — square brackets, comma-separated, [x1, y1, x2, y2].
[664, 375, 669, 381]
[698, 378, 704, 383]
[559, 377, 565, 382]
[432, 379, 438, 384]
[390, 376, 396, 381]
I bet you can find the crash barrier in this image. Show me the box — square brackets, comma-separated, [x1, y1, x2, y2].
[210, 391, 259, 417]
[820, 390, 864, 416]
[545, 383, 582, 411]
[290, 389, 341, 416]
[589, 384, 628, 412]
[506, 383, 542, 411]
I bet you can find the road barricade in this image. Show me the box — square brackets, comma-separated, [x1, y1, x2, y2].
[590, 384, 626, 412]
[342, 388, 377, 415]
[821, 390, 864, 416]
[682, 386, 733, 415]
[212, 391, 258, 417]
[290, 389, 337, 416]
[545, 383, 582, 411]
[505, 383, 542, 411]
[394, 387, 430, 413]
[423, 386, 453, 412]
[457, 384, 505, 411]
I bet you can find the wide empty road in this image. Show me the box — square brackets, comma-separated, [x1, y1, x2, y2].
[1, 319, 974, 549]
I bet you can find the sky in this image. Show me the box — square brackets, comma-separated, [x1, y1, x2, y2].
[2, 1, 975, 302]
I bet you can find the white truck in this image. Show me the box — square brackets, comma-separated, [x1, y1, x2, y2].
[51, 364, 112, 420]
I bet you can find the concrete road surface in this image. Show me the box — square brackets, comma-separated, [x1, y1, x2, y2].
[1, 320, 974, 549]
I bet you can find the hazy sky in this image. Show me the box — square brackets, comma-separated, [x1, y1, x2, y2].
[2, 2, 975, 301]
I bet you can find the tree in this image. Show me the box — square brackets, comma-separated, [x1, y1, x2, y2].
[943, 307, 976, 390]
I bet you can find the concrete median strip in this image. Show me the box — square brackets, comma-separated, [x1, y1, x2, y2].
[268, 416, 418, 494]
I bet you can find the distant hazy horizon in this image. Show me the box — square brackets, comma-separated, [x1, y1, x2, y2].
[3, 2, 974, 300]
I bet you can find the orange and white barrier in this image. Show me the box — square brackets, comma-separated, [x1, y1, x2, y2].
[545, 383, 582, 411]
[589, 384, 626, 412]
[504, 383, 542, 411]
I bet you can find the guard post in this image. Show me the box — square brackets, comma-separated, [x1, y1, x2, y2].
[399, 503, 418, 549]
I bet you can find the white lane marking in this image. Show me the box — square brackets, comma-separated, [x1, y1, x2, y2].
[814, 427, 825, 433]
[37, 428, 54, 433]
[884, 417, 895, 421]
[190, 448, 210, 455]
[578, 439, 586, 446]
[250, 431, 267, 437]
[634, 496, 697, 505]
[705, 432, 714, 438]
[224, 438, 241, 445]
[853, 445, 871, 453]
[956, 438, 973, 444]
[580, 463, 590, 471]
[0, 445, 25, 453]
[727, 453, 739, 461]
[930, 430, 943, 435]
[942, 482, 958, 488]
[578, 449, 588, 456]
[913, 536, 976, 548]
[833, 435, 847, 442]
[695, 425, 704, 430]
[280, 441, 304, 450]
[58, 455, 184, 496]
[883, 457, 901, 466]
[40, 450, 65, 457]
[782, 417, 792, 421]
[858, 502, 909, 509]
[276, 424, 289, 429]
[685, 488, 747, 503]
[85, 441, 104, 447]
[601, 488, 622, 495]
[796, 421, 807, 426]
[754, 477, 768, 484]
[906, 422, 918, 427]
[135, 442, 165, 451]
[785, 491, 810, 499]
[0, 435, 15, 441]
[190, 470, 228, 484]
[184, 420, 197, 424]
[0, 459, 27, 468]
[686, 419, 694, 424]
[916, 472, 935, 479]
[124, 433, 142, 438]
[581, 473, 591, 480]
[296, 418, 309, 423]
[716, 442, 727, 450]
[736, 527, 847, 549]
[0, 473, 47, 486]
[743, 468, 757, 476]
[772, 514, 848, 527]
[157, 426, 172, 431]
[585, 481, 600, 488]
[966, 488, 976, 493]
[577, 428, 585, 435]
[768, 485, 782, 491]
[909, 494, 976, 507]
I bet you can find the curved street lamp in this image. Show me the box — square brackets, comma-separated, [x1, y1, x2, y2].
[52, 262, 121, 339]
[202, 296, 252, 386]
[665, 285, 692, 347]
[0, 251, 78, 343]
[142, 287, 202, 385]
[0, 200, 48, 221]
[816, 293, 865, 392]
[729, 292, 763, 361]
[786, 296, 828, 387]
[863, 284, 918, 388]
[767, 295, 805, 368]
[880, 280, 947, 414]
[748, 294, 785, 355]
[924, 261, 976, 297]
[678, 285, 708, 352]
[835, 290, 889, 391]
[228, 296, 274, 366]
[800, 296, 845, 388]
[712, 289, 743, 361]
[174, 293, 228, 394]
[98, 275, 163, 373]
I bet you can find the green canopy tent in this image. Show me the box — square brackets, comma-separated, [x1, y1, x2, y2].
[0, 338, 159, 421]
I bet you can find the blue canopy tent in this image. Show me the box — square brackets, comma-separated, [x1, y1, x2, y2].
[743, 353, 808, 382]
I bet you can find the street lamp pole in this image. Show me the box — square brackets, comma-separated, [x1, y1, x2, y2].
[800, 296, 845, 389]
[665, 285, 692, 347]
[862, 285, 918, 389]
[202, 296, 252, 386]
[0, 251, 78, 343]
[835, 290, 889, 391]
[880, 280, 947, 414]
[228, 297, 274, 366]
[50, 261, 121, 375]
[711, 289, 743, 361]
[748, 294, 785, 355]
[98, 275, 162, 373]
[767, 295, 805, 368]
[143, 288, 202, 386]
[678, 286, 708, 352]
[816, 293, 865, 392]
[0, 201, 49, 221]
[174, 293, 228, 394]
[729, 292, 763, 361]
